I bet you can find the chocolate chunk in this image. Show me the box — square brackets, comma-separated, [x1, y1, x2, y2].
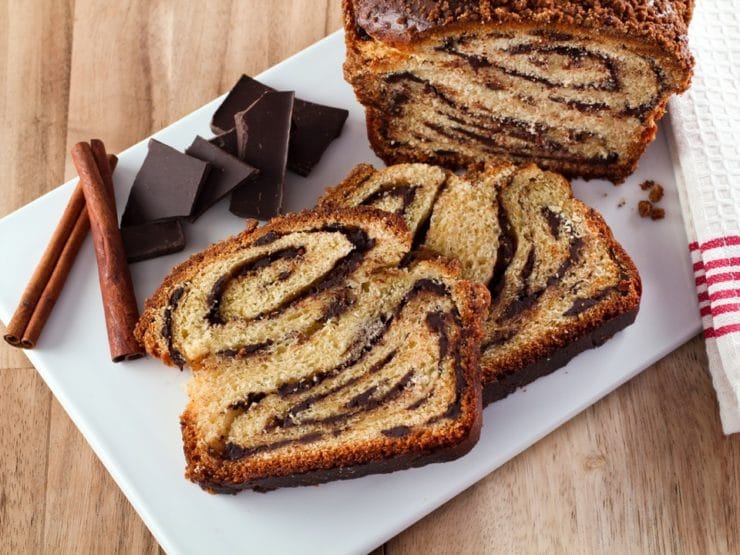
[211, 75, 272, 134]
[121, 220, 186, 263]
[211, 74, 348, 176]
[185, 136, 259, 221]
[230, 91, 294, 219]
[121, 139, 211, 227]
[288, 99, 348, 176]
[208, 128, 238, 157]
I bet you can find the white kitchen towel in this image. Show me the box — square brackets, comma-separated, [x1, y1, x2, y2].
[666, 0, 740, 434]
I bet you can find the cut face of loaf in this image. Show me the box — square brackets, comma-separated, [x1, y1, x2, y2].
[343, 1, 693, 183]
[135, 208, 490, 492]
[319, 163, 642, 403]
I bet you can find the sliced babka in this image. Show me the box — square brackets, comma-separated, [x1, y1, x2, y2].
[343, 0, 694, 183]
[135, 208, 490, 492]
[319, 162, 642, 403]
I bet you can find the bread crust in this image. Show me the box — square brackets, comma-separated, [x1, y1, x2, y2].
[345, 0, 694, 75]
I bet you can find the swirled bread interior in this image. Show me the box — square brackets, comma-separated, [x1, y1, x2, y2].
[136, 208, 489, 492]
[343, 1, 693, 182]
[319, 162, 641, 403]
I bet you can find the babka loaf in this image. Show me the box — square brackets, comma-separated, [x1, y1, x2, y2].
[135, 208, 490, 492]
[319, 162, 642, 403]
[343, 0, 694, 183]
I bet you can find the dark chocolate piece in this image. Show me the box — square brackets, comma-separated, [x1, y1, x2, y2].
[211, 75, 348, 176]
[121, 220, 186, 263]
[121, 139, 211, 227]
[185, 136, 259, 221]
[211, 75, 272, 134]
[288, 99, 348, 176]
[229, 91, 294, 219]
[208, 128, 238, 157]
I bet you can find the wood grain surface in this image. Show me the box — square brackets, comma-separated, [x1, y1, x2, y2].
[0, 2, 737, 553]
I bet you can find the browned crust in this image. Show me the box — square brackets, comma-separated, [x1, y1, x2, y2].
[317, 163, 379, 207]
[182, 278, 490, 493]
[134, 207, 413, 366]
[483, 306, 638, 403]
[345, 0, 694, 75]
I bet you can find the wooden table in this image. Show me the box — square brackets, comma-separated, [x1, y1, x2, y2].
[1, 2, 737, 553]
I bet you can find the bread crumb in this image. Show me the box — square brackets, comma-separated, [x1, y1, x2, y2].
[650, 206, 665, 220]
[640, 179, 655, 191]
[617, 198, 626, 208]
[638, 200, 653, 218]
[649, 184, 664, 203]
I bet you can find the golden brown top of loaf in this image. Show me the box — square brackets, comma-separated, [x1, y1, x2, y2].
[347, 0, 693, 71]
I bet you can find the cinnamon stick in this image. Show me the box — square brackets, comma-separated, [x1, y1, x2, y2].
[71, 141, 143, 362]
[4, 155, 117, 348]
[15, 156, 118, 348]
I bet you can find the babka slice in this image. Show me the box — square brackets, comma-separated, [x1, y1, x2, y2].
[135, 208, 490, 492]
[319, 162, 641, 403]
[343, 0, 694, 183]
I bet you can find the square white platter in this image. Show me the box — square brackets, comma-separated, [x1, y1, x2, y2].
[0, 30, 701, 555]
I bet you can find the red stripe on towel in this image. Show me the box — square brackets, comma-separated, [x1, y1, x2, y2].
[704, 323, 740, 339]
[700, 236, 740, 252]
[699, 289, 740, 303]
[705, 272, 740, 287]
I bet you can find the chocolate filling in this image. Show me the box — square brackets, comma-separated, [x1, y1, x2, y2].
[276, 313, 391, 398]
[564, 285, 620, 317]
[162, 286, 186, 369]
[500, 236, 584, 322]
[318, 288, 356, 323]
[360, 184, 418, 215]
[481, 328, 517, 350]
[520, 248, 536, 282]
[541, 206, 562, 239]
[253, 230, 280, 246]
[381, 425, 411, 438]
[206, 226, 374, 327]
[276, 351, 398, 430]
[228, 391, 267, 411]
[425, 311, 449, 361]
[218, 341, 273, 359]
[489, 190, 517, 299]
[222, 431, 324, 461]
[205, 246, 306, 325]
[549, 96, 609, 114]
[380, 64, 662, 166]
[219, 279, 467, 460]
